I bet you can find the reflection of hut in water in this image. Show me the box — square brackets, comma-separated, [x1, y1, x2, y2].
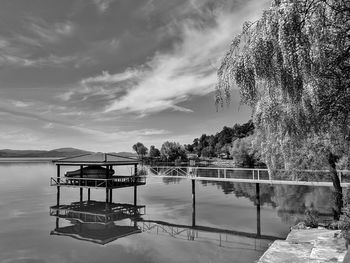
[50, 201, 146, 245]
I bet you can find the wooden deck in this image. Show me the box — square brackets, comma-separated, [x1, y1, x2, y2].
[50, 175, 146, 189]
[147, 166, 350, 187]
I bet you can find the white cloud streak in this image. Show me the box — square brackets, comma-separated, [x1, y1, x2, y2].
[28, 19, 75, 44]
[71, 126, 170, 142]
[93, 0, 115, 13]
[74, 0, 269, 117]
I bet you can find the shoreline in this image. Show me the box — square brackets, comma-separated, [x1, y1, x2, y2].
[257, 228, 349, 262]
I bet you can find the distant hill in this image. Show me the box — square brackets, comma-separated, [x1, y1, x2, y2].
[0, 148, 138, 158]
[0, 148, 92, 158]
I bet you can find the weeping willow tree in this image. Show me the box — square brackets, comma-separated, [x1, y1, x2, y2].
[216, 0, 350, 219]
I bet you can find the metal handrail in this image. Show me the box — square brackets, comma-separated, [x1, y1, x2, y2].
[147, 166, 350, 183]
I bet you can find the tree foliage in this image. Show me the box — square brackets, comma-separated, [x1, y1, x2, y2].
[149, 145, 161, 158]
[216, 0, 350, 218]
[186, 120, 254, 158]
[160, 141, 187, 162]
[132, 142, 148, 159]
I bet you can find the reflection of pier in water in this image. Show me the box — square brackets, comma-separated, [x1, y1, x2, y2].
[137, 180, 279, 252]
[50, 182, 280, 249]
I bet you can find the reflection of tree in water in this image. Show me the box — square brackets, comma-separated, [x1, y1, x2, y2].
[200, 181, 334, 225]
[200, 181, 277, 207]
[274, 185, 335, 224]
[161, 177, 185, 185]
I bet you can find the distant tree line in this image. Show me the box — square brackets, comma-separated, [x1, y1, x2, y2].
[184, 120, 254, 158]
[132, 120, 263, 167]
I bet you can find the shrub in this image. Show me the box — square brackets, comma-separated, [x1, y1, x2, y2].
[304, 209, 319, 228]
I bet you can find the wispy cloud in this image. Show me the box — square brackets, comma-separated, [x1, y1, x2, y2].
[0, 128, 38, 144]
[0, 54, 79, 67]
[0, 18, 81, 68]
[93, 0, 115, 13]
[43, 123, 54, 129]
[71, 126, 170, 141]
[11, 100, 33, 108]
[68, 0, 269, 117]
[27, 18, 75, 44]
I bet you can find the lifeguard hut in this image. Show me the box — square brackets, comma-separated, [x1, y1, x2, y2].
[50, 153, 146, 244]
[51, 153, 146, 206]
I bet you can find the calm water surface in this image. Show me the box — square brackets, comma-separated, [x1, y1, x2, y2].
[0, 162, 335, 263]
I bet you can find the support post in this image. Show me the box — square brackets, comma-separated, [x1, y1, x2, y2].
[105, 164, 109, 205]
[256, 183, 261, 237]
[80, 165, 83, 203]
[106, 187, 109, 203]
[55, 218, 59, 230]
[134, 164, 137, 207]
[109, 189, 113, 203]
[56, 165, 60, 207]
[192, 179, 196, 227]
[88, 188, 91, 202]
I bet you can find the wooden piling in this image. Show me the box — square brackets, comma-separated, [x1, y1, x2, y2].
[109, 189, 113, 203]
[256, 183, 261, 237]
[134, 164, 137, 206]
[56, 165, 60, 207]
[192, 179, 196, 227]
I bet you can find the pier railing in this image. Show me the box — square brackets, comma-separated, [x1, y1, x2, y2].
[50, 175, 146, 189]
[147, 166, 350, 186]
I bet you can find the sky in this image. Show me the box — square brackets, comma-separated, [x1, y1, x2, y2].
[0, 0, 270, 152]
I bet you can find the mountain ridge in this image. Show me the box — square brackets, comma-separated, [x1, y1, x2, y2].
[0, 148, 137, 158]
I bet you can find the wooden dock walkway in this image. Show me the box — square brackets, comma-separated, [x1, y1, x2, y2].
[147, 166, 350, 187]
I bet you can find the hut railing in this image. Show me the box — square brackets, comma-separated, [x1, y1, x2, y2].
[50, 176, 146, 188]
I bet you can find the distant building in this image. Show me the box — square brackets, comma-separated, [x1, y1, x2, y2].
[186, 153, 198, 160]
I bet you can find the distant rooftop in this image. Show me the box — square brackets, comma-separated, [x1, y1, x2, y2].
[53, 153, 139, 165]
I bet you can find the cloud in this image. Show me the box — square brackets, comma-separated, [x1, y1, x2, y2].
[0, 106, 69, 127]
[27, 19, 75, 44]
[11, 100, 33, 108]
[0, 19, 82, 68]
[0, 54, 79, 67]
[43, 123, 54, 129]
[72, 0, 270, 117]
[81, 69, 140, 86]
[70, 126, 170, 141]
[0, 128, 38, 144]
[93, 0, 115, 13]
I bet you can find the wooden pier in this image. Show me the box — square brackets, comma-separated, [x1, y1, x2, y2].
[147, 166, 350, 187]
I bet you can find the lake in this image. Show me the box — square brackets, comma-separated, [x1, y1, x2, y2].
[0, 162, 336, 263]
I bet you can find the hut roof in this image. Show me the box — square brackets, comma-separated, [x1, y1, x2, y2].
[53, 153, 139, 165]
